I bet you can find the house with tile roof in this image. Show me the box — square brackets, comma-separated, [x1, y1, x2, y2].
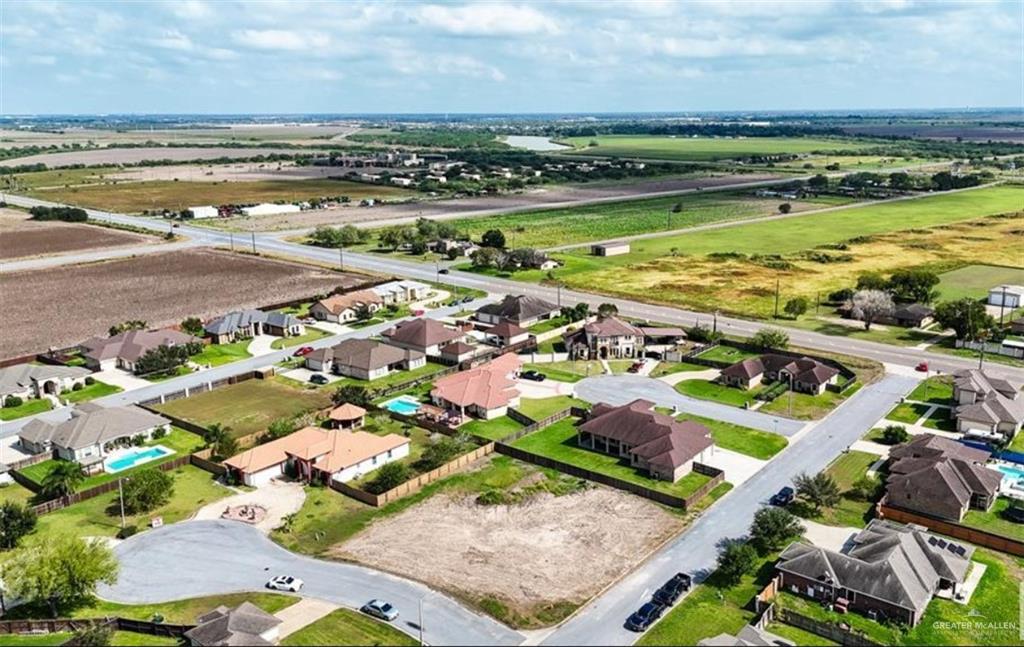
[382, 318, 465, 356]
[430, 353, 522, 420]
[183, 602, 282, 646]
[720, 353, 840, 395]
[80, 329, 202, 372]
[309, 289, 384, 324]
[304, 338, 425, 380]
[576, 399, 714, 482]
[776, 519, 974, 626]
[952, 369, 1024, 441]
[884, 433, 1001, 521]
[224, 426, 410, 487]
[563, 316, 645, 359]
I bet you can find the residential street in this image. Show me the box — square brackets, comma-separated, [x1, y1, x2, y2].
[101, 520, 524, 646]
[573, 374, 805, 436]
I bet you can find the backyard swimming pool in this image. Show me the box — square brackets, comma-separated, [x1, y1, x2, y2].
[381, 395, 423, 416]
[105, 445, 173, 473]
[995, 463, 1024, 495]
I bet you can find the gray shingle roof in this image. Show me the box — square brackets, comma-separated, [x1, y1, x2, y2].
[477, 294, 559, 323]
[721, 353, 839, 386]
[382, 318, 463, 348]
[18, 405, 169, 451]
[81, 329, 201, 363]
[0, 363, 91, 396]
[579, 399, 713, 471]
[204, 310, 298, 335]
[323, 338, 423, 372]
[183, 602, 281, 647]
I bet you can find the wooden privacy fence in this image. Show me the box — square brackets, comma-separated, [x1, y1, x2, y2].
[0, 617, 192, 639]
[878, 501, 1024, 557]
[500, 406, 589, 444]
[776, 609, 881, 647]
[329, 442, 494, 507]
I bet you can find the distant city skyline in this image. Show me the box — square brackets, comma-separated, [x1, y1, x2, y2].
[2, 0, 1021, 114]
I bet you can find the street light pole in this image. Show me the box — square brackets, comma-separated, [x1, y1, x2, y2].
[418, 598, 424, 646]
[339, 246, 344, 271]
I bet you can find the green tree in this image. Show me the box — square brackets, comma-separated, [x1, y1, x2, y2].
[354, 303, 374, 322]
[0, 501, 37, 550]
[262, 417, 296, 443]
[749, 507, 804, 554]
[1, 534, 119, 617]
[470, 246, 501, 269]
[561, 303, 590, 323]
[180, 316, 204, 337]
[414, 438, 466, 471]
[783, 297, 808, 319]
[41, 461, 85, 499]
[750, 328, 789, 350]
[332, 384, 371, 408]
[203, 423, 239, 460]
[855, 272, 888, 291]
[597, 303, 619, 318]
[778, 202, 792, 214]
[68, 624, 113, 647]
[793, 471, 841, 512]
[881, 424, 910, 445]
[122, 468, 174, 514]
[807, 174, 828, 189]
[888, 269, 939, 304]
[716, 540, 758, 586]
[934, 298, 996, 340]
[481, 229, 506, 249]
[365, 462, 412, 494]
[850, 475, 882, 502]
[378, 227, 403, 251]
[108, 320, 147, 337]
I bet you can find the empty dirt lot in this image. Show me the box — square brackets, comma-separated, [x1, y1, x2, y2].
[0, 248, 366, 358]
[0, 207, 157, 260]
[334, 487, 681, 627]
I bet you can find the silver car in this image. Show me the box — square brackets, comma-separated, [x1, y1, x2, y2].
[361, 599, 399, 621]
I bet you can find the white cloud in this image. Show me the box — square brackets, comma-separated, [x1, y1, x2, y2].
[231, 29, 329, 50]
[151, 29, 194, 51]
[0, 24, 38, 38]
[206, 48, 239, 61]
[640, 35, 810, 58]
[169, 0, 212, 20]
[28, 55, 57, 65]
[416, 3, 560, 36]
[302, 68, 346, 81]
[393, 53, 506, 82]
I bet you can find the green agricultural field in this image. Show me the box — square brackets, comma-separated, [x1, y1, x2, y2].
[937, 264, 1024, 301]
[27, 178, 413, 213]
[153, 378, 331, 437]
[562, 135, 872, 161]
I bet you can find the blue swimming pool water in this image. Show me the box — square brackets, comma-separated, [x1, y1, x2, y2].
[997, 464, 1024, 480]
[382, 395, 423, 416]
[106, 446, 173, 473]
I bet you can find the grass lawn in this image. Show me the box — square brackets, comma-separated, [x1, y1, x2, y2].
[606, 359, 637, 374]
[522, 360, 604, 382]
[62, 380, 122, 403]
[191, 340, 252, 367]
[907, 376, 954, 404]
[514, 396, 588, 422]
[153, 378, 332, 438]
[886, 401, 931, 425]
[280, 608, 417, 646]
[766, 622, 838, 646]
[534, 338, 565, 354]
[529, 316, 569, 333]
[347, 415, 435, 488]
[144, 365, 192, 382]
[678, 413, 787, 460]
[564, 135, 871, 161]
[759, 384, 859, 421]
[18, 427, 206, 492]
[0, 481, 36, 505]
[921, 406, 957, 432]
[649, 360, 707, 377]
[776, 548, 1023, 645]
[639, 549, 781, 645]
[329, 361, 451, 393]
[791, 450, 879, 528]
[937, 264, 1024, 302]
[461, 415, 526, 441]
[510, 418, 712, 498]
[675, 379, 755, 408]
[695, 345, 760, 364]
[1008, 432, 1024, 453]
[0, 397, 52, 421]
[271, 327, 332, 349]
[962, 497, 1024, 541]
[29, 464, 231, 540]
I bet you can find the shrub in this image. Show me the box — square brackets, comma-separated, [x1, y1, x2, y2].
[365, 462, 412, 494]
[72, 382, 84, 392]
[151, 427, 166, 440]
[779, 202, 792, 214]
[881, 424, 910, 445]
[117, 525, 138, 540]
[750, 328, 789, 350]
[84, 376, 96, 386]
[716, 540, 758, 586]
[4, 395, 23, 408]
[414, 438, 466, 472]
[122, 469, 174, 514]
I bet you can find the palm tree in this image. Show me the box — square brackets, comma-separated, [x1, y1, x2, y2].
[204, 423, 238, 460]
[41, 461, 85, 499]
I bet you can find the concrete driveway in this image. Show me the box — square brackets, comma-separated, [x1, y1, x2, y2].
[515, 377, 575, 398]
[101, 520, 522, 646]
[573, 375, 804, 436]
[701, 447, 767, 486]
[282, 367, 343, 386]
[194, 480, 306, 533]
[92, 368, 152, 391]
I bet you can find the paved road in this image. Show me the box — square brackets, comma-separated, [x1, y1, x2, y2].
[542, 372, 920, 646]
[573, 375, 804, 436]
[101, 520, 523, 646]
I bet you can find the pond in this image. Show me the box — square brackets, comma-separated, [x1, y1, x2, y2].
[504, 135, 572, 151]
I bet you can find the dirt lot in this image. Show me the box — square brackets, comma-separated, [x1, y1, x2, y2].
[105, 162, 388, 183]
[0, 147, 311, 168]
[334, 487, 681, 626]
[0, 248, 365, 358]
[0, 207, 156, 260]
[202, 172, 783, 232]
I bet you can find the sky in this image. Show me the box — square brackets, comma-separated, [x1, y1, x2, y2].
[1, 0, 1021, 115]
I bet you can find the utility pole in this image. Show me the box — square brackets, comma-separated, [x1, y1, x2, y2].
[713, 310, 719, 334]
[250, 231, 256, 254]
[773, 278, 781, 319]
[118, 477, 126, 529]
[229, 231, 234, 251]
[999, 286, 1007, 325]
[418, 598, 424, 646]
[338, 246, 344, 271]
[788, 373, 794, 417]
[557, 284, 562, 308]
[815, 292, 820, 315]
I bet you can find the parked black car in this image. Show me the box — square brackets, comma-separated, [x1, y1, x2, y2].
[438, 268, 450, 274]
[309, 373, 329, 385]
[653, 572, 692, 605]
[625, 601, 666, 632]
[521, 370, 546, 382]
[770, 486, 795, 507]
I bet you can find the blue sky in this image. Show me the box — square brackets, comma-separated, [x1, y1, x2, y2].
[1, 0, 1021, 114]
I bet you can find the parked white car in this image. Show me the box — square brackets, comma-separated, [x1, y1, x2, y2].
[266, 575, 303, 592]
[361, 599, 399, 621]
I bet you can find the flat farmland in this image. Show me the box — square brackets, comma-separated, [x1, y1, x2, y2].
[27, 178, 413, 213]
[496, 185, 1023, 318]
[560, 135, 873, 160]
[937, 264, 1024, 301]
[0, 207, 157, 260]
[0, 146, 311, 168]
[0, 248, 364, 358]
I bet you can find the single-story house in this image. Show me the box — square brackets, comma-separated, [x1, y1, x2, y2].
[327, 403, 366, 430]
[577, 399, 714, 482]
[304, 338, 425, 380]
[80, 329, 203, 372]
[776, 519, 974, 627]
[183, 602, 282, 647]
[475, 294, 561, 327]
[698, 626, 794, 646]
[721, 354, 840, 395]
[309, 289, 384, 324]
[431, 353, 521, 420]
[240, 203, 300, 217]
[638, 326, 688, 347]
[225, 426, 410, 487]
[952, 369, 1024, 440]
[988, 284, 1024, 308]
[439, 341, 479, 364]
[370, 280, 430, 305]
[204, 310, 304, 344]
[186, 205, 219, 219]
[591, 241, 630, 257]
[891, 303, 936, 328]
[485, 320, 531, 347]
[381, 318, 465, 356]
[884, 433, 1001, 521]
[564, 316, 645, 360]
[0, 364, 91, 400]
[18, 403, 171, 469]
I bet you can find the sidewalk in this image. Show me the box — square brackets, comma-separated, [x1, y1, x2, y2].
[274, 598, 339, 639]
